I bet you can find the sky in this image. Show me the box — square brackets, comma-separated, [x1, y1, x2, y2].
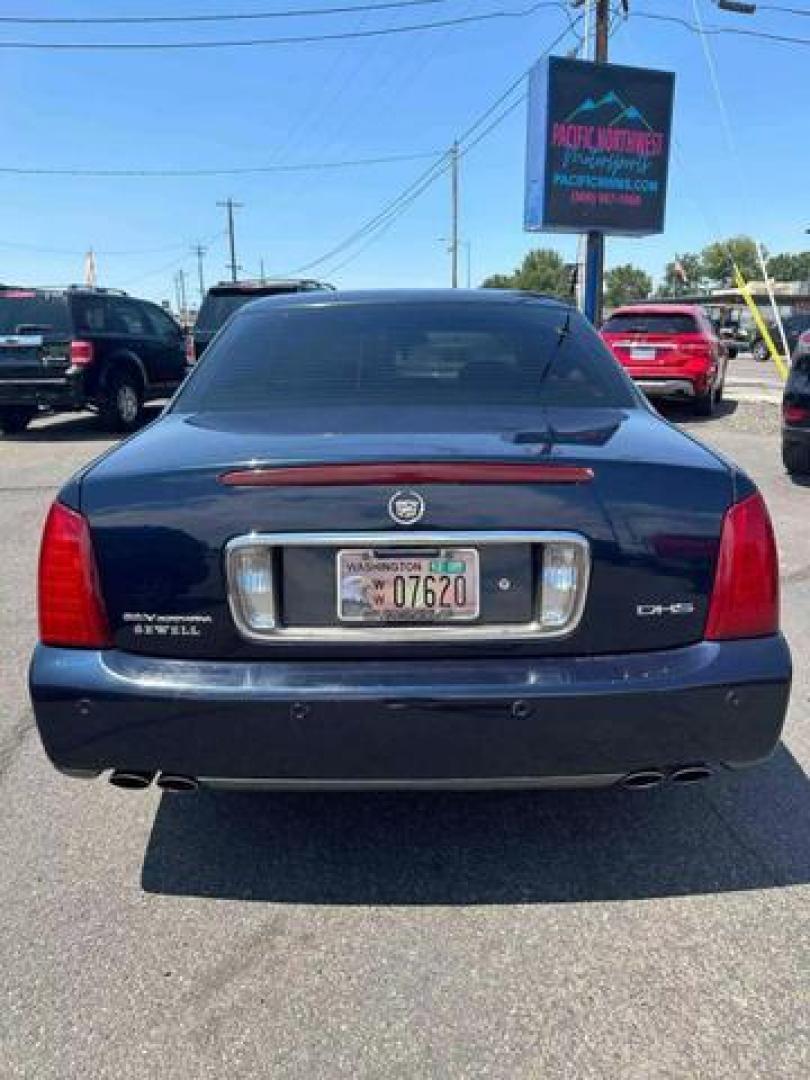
[0, 0, 808, 306]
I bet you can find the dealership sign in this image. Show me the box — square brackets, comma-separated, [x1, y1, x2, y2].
[525, 56, 675, 236]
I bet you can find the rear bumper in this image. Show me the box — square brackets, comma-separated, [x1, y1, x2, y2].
[29, 637, 792, 789]
[0, 373, 84, 411]
[634, 378, 696, 399]
[783, 424, 810, 449]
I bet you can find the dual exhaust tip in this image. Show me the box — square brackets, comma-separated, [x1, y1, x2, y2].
[108, 770, 198, 793]
[622, 765, 713, 790]
[108, 766, 713, 794]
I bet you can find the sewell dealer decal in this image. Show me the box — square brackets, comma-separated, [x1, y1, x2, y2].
[525, 56, 675, 236]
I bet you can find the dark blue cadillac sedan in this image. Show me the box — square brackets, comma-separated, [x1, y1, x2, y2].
[30, 290, 791, 793]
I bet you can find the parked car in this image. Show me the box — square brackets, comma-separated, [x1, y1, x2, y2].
[29, 290, 791, 794]
[0, 284, 187, 434]
[191, 278, 334, 360]
[601, 303, 731, 416]
[782, 329, 810, 475]
[751, 313, 810, 363]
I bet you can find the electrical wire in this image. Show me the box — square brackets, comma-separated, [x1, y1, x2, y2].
[293, 13, 581, 276]
[0, 238, 192, 257]
[0, 150, 441, 178]
[0, 3, 576, 50]
[631, 9, 810, 47]
[290, 151, 452, 272]
[757, 4, 810, 15]
[687, 0, 790, 359]
[120, 231, 226, 287]
[0, 1, 457, 25]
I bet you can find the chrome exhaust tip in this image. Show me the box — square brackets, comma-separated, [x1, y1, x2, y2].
[670, 765, 713, 785]
[109, 770, 155, 790]
[621, 769, 666, 791]
[155, 773, 199, 793]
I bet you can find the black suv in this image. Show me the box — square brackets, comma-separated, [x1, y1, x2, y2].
[782, 328, 810, 475]
[751, 313, 810, 363]
[0, 285, 187, 434]
[192, 279, 333, 360]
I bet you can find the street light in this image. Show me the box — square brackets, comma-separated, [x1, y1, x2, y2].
[714, 1, 757, 13]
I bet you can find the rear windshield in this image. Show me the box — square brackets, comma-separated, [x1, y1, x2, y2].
[0, 291, 71, 336]
[196, 289, 303, 332]
[175, 301, 636, 414]
[602, 312, 699, 334]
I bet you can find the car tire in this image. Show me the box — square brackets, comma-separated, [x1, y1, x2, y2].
[99, 371, 143, 433]
[694, 384, 717, 417]
[783, 440, 810, 476]
[0, 406, 35, 434]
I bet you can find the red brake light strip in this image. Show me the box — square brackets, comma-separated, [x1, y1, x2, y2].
[219, 462, 595, 487]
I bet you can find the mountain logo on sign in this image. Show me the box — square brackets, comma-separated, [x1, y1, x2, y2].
[565, 91, 653, 130]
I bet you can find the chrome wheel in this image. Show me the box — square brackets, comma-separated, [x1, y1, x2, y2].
[117, 384, 139, 425]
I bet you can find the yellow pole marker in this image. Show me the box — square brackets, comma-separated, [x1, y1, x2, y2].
[732, 264, 788, 382]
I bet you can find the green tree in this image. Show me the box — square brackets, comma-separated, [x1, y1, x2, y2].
[657, 252, 704, 297]
[481, 248, 571, 298]
[701, 236, 761, 286]
[767, 251, 810, 284]
[480, 273, 514, 289]
[604, 263, 652, 308]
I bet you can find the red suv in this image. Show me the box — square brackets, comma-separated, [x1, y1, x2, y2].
[601, 304, 731, 416]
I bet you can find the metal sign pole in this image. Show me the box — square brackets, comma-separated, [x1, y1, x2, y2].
[582, 0, 610, 325]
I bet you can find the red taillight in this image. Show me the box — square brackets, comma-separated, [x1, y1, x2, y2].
[38, 501, 111, 648]
[185, 335, 195, 364]
[680, 342, 712, 358]
[705, 492, 779, 641]
[70, 340, 94, 366]
[783, 403, 810, 425]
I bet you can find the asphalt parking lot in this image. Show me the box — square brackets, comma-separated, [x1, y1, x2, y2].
[1, 390, 808, 1078]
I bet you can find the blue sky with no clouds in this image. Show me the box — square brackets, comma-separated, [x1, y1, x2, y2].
[0, 0, 807, 304]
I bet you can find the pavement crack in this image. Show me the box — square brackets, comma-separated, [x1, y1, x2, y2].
[0, 709, 34, 782]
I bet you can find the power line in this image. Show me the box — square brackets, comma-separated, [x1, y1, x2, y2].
[0, 1, 457, 25]
[688, 0, 791, 359]
[631, 9, 810, 47]
[0, 3, 575, 50]
[757, 4, 810, 14]
[120, 231, 225, 287]
[0, 238, 191, 257]
[291, 151, 452, 273]
[0, 149, 441, 178]
[291, 13, 581, 276]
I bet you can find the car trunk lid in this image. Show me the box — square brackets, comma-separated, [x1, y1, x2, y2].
[78, 407, 733, 660]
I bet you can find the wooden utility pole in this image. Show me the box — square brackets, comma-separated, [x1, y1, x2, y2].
[217, 197, 243, 282]
[191, 243, 206, 301]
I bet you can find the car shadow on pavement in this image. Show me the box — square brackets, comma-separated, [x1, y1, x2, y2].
[656, 399, 738, 424]
[1, 406, 162, 443]
[141, 744, 810, 905]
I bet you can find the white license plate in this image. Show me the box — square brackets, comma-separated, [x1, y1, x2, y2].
[337, 548, 479, 623]
[630, 346, 656, 361]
